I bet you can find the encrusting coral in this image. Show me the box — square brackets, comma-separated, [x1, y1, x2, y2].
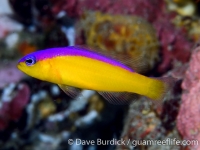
[77, 11, 160, 73]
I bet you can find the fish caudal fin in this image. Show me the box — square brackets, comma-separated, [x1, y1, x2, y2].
[147, 76, 176, 101]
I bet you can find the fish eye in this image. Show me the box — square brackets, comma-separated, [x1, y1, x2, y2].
[25, 56, 36, 66]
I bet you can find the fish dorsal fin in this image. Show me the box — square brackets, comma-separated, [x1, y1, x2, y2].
[70, 45, 146, 73]
[58, 84, 81, 98]
[98, 91, 140, 105]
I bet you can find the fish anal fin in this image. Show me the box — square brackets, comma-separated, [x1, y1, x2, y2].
[71, 45, 147, 73]
[98, 91, 140, 105]
[58, 84, 81, 98]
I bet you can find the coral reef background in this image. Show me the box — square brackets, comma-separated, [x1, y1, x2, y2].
[0, 0, 200, 149]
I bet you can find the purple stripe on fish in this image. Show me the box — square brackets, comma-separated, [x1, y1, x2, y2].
[18, 46, 134, 72]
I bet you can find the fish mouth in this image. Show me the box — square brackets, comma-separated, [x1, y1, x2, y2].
[17, 62, 23, 70]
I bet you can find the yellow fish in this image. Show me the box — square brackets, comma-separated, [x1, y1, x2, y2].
[17, 46, 173, 104]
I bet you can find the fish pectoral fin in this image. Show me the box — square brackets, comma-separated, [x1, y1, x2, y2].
[98, 91, 140, 105]
[58, 84, 82, 98]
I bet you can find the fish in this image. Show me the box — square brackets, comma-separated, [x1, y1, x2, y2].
[17, 46, 173, 104]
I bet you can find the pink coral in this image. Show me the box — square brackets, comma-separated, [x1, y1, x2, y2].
[0, 61, 25, 88]
[177, 46, 200, 149]
[0, 83, 30, 130]
[153, 17, 192, 73]
[52, 0, 164, 22]
[132, 0, 193, 72]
